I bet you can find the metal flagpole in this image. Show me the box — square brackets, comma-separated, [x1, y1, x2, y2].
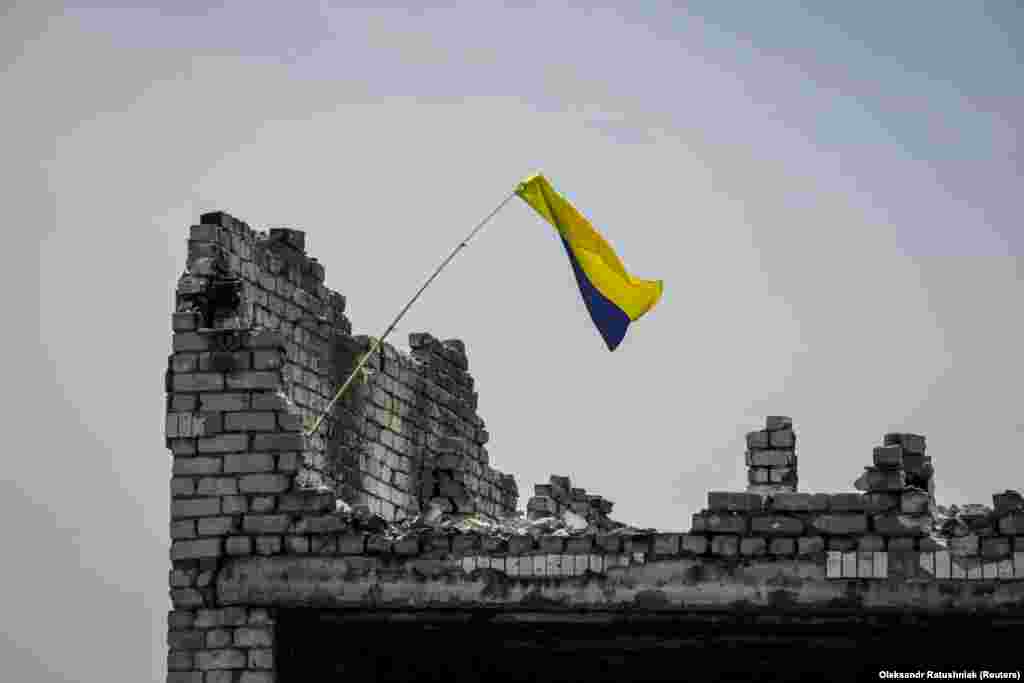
[304, 189, 519, 438]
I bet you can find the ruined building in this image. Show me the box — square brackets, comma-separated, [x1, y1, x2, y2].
[165, 213, 1024, 682]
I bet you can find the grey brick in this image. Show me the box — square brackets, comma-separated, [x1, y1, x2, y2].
[221, 495, 247, 514]
[250, 496, 277, 513]
[196, 477, 238, 496]
[812, 514, 868, 535]
[239, 672, 274, 683]
[243, 515, 290, 534]
[224, 412, 277, 432]
[167, 650, 193, 670]
[247, 649, 274, 670]
[171, 477, 195, 497]
[224, 453, 275, 473]
[171, 520, 196, 540]
[195, 649, 246, 670]
[199, 393, 250, 411]
[206, 629, 232, 649]
[252, 350, 283, 370]
[205, 669, 234, 683]
[170, 393, 198, 411]
[171, 353, 198, 373]
[171, 539, 222, 560]
[173, 332, 210, 352]
[255, 536, 282, 555]
[173, 373, 224, 392]
[172, 498, 221, 518]
[173, 457, 222, 476]
[226, 371, 282, 391]
[234, 626, 273, 647]
[239, 474, 290, 494]
[197, 434, 248, 453]
[252, 433, 305, 451]
[197, 516, 236, 536]
[225, 536, 252, 555]
[167, 673, 203, 683]
[251, 392, 289, 410]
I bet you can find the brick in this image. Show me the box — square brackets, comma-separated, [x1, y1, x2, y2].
[222, 496, 247, 515]
[740, 537, 767, 556]
[854, 468, 904, 492]
[199, 393, 250, 411]
[861, 493, 900, 513]
[174, 373, 224, 392]
[205, 671, 234, 683]
[252, 433, 305, 451]
[765, 416, 793, 431]
[884, 432, 926, 454]
[696, 513, 748, 535]
[225, 536, 252, 555]
[828, 537, 857, 552]
[812, 514, 868, 535]
[174, 333, 211, 352]
[826, 493, 865, 512]
[247, 648, 275, 670]
[174, 457, 222, 476]
[539, 536, 564, 553]
[747, 450, 794, 467]
[751, 515, 804, 536]
[224, 453, 275, 473]
[769, 493, 824, 514]
[168, 629, 206, 650]
[167, 650, 193, 670]
[243, 515, 290, 534]
[226, 371, 282, 391]
[252, 350, 284, 370]
[225, 412, 277, 432]
[873, 514, 933, 537]
[746, 430, 770, 449]
[167, 673, 203, 683]
[170, 589, 204, 608]
[768, 429, 795, 448]
[900, 491, 931, 514]
[708, 491, 763, 512]
[566, 536, 594, 554]
[872, 445, 903, 468]
[171, 478, 196, 497]
[171, 539, 222, 560]
[653, 533, 681, 556]
[195, 649, 246, 670]
[239, 474, 290, 494]
[255, 536, 282, 555]
[769, 538, 795, 556]
[981, 537, 1011, 559]
[206, 628, 232, 648]
[999, 513, 1024, 535]
[710, 535, 739, 556]
[171, 394, 198, 412]
[172, 498, 221, 518]
[197, 434, 248, 453]
[197, 477, 239, 496]
[887, 537, 915, 552]
[338, 533, 366, 554]
[239, 672, 274, 683]
[197, 516, 236, 536]
[858, 535, 885, 552]
[508, 536, 535, 554]
[798, 536, 825, 556]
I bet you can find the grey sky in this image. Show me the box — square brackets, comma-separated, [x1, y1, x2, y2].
[3, 2, 1021, 681]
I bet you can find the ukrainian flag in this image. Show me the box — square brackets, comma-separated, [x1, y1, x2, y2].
[515, 173, 663, 351]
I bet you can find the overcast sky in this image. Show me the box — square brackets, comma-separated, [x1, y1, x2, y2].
[3, 2, 1021, 681]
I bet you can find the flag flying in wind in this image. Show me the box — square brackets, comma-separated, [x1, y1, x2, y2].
[515, 173, 663, 351]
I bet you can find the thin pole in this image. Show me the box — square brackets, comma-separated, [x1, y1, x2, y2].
[305, 190, 518, 438]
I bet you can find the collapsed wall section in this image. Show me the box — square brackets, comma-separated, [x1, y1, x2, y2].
[167, 211, 517, 523]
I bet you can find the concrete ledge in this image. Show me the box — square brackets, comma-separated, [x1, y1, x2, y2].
[216, 555, 1024, 612]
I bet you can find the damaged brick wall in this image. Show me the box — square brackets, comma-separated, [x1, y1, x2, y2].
[167, 211, 517, 523]
[164, 214, 1023, 683]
